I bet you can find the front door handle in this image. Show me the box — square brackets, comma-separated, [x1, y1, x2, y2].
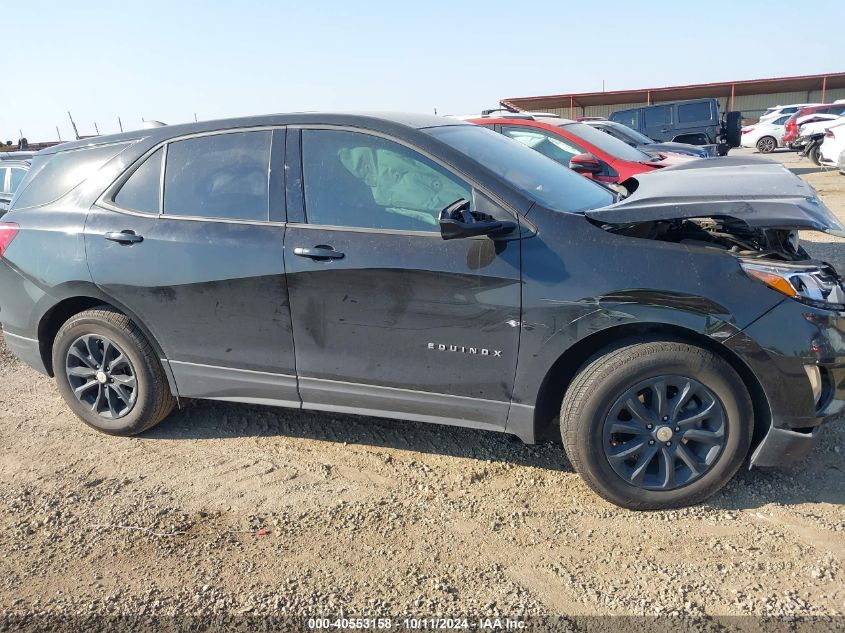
[293, 245, 344, 260]
[104, 230, 143, 244]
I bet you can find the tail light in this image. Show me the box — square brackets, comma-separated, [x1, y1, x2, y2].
[826, 129, 835, 137]
[0, 222, 20, 258]
[741, 129, 752, 134]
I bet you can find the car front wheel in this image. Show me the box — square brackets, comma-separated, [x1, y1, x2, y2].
[560, 340, 752, 510]
[52, 306, 176, 436]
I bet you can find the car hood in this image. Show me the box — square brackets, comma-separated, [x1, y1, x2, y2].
[585, 156, 845, 237]
[639, 142, 715, 158]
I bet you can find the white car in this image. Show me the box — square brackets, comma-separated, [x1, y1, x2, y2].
[740, 115, 790, 153]
[820, 118, 845, 168]
[758, 103, 822, 123]
[796, 113, 843, 136]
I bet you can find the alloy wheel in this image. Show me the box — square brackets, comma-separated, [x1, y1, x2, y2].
[758, 137, 775, 153]
[602, 375, 726, 490]
[65, 334, 137, 419]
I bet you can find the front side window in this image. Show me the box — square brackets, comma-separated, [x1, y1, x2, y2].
[644, 106, 671, 127]
[9, 168, 26, 193]
[677, 102, 712, 123]
[301, 129, 471, 232]
[501, 126, 585, 165]
[0, 168, 7, 193]
[163, 131, 271, 221]
[114, 148, 163, 214]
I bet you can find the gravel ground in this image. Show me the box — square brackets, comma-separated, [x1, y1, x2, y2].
[1, 147, 845, 630]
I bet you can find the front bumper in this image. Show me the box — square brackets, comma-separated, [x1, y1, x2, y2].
[725, 299, 845, 467]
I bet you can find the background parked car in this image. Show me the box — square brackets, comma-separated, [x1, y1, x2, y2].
[740, 115, 790, 153]
[820, 118, 845, 168]
[584, 120, 716, 158]
[0, 152, 32, 216]
[608, 98, 741, 155]
[758, 103, 822, 123]
[783, 103, 845, 146]
[467, 113, 693, 186]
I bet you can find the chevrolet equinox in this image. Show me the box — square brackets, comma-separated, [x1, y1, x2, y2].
[1, 113, 844, 510]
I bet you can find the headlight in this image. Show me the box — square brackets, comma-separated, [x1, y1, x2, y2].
[741, 260, 845, 307]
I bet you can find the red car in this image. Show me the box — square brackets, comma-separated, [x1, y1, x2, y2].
[783, 103, 845, 144]
[466, 114, 692, 185]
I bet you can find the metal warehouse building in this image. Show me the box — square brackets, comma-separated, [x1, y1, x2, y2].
[500, 72, 845, 122]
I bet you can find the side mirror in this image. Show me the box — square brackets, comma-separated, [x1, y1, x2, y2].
[438, 199, 515, 241]
[569, 152, 603, 176]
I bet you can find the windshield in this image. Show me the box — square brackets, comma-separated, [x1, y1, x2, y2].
[558, 122, 655, 162]
[602, 123, 655, 146]
[426, 125, 614, 213]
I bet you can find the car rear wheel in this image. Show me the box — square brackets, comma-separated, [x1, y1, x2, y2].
[808, 144, 822, 166]
[756, 136, 776, 153]
[560, 340, 752, 510]
[52, 306, 176, 436]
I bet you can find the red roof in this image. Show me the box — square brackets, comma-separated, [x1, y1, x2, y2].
[501, 72, 845, 110]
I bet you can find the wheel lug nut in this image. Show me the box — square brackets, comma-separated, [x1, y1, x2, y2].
[675, 426, 680, 432]
[665, 441, 672, 447]
[662, 416, 669, 421]
[647, 424, 653, 430]
[648, 440, 655, 445]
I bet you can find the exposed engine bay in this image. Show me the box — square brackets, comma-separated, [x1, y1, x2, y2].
[598, 215, 808, 262]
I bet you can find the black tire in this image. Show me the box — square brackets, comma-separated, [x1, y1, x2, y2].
[560, 340, 752, 510]
[756, 136, 777, 154]
[52, 306, 176, 436]
[808, 144, 821, 166]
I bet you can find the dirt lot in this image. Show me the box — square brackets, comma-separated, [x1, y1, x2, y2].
[1, 148, 845, 629]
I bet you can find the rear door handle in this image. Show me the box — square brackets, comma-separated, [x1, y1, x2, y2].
[293, 246, 344, 260]
[104, 230, 143, 244]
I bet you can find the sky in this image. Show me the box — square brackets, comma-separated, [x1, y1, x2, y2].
[2, 0, 844, 142]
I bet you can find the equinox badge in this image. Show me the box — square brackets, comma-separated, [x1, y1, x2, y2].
[427, 343, 503, 357]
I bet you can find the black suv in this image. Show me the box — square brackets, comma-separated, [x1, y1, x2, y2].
[609, 98, 741, 155]
[1, 113, 844, 509]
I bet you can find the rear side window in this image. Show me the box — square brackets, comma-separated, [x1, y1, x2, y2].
[163, 131, 271, 221]
[113, 148, 163, 214]
[11, 143, 130, 210]
[644, 106, 671, 127]
[9, 168, 26, 193]
[677, 102, 712, 123]
[610, 110, 638, 129]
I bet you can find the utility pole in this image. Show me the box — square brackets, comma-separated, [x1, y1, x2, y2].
[67, 111, 80, 140]
[194, 112, 198, 122]
[602, 80, 605, 92]
[56, 126, 62, 142]
[94, 122, 100, 135]
[118, 117, 123, 132]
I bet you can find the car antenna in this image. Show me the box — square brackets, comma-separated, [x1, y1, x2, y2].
[67, 111, 80, 140]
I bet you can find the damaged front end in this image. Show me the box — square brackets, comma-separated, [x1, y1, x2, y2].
[585, 157, 845, 309]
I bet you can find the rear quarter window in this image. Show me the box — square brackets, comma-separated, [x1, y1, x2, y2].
[11, 143, 131, 210]
[610, 110, 638, 129]
[677, 102, 713, 124]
